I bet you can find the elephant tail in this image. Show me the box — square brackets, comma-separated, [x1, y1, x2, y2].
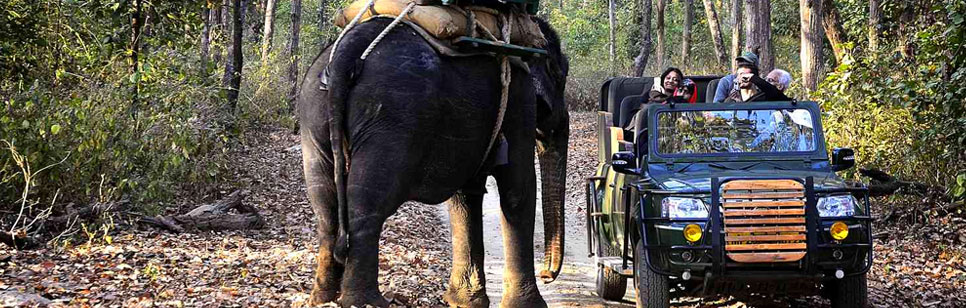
[326, 46, 365, 266]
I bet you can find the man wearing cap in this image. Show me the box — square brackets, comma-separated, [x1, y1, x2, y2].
[713, 52, 760, 103]
[724, 64, 793, 102]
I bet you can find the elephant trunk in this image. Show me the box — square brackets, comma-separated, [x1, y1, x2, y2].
[537, 118, 569, 283]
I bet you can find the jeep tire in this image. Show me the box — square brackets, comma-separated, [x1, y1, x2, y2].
[595, 242, 627, 301]
[634, 240, 669, 308]
[827, 273, 868, 308]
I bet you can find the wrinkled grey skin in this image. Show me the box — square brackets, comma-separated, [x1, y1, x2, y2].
[298, 17, 569, 308]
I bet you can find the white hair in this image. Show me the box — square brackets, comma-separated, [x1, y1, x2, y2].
[768, 69, 792, 90]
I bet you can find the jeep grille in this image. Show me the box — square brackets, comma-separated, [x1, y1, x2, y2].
[721, 180, 807, 263]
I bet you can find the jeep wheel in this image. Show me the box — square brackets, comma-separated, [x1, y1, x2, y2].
[634, 240, 669, 308]
[595, 243, 627, 301]
[827, 273, 868, 308]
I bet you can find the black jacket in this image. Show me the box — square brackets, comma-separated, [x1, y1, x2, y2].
[724, 75, 792, 102]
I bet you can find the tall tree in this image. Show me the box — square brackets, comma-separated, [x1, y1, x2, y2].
[261, 0, 277, 61]
[730, 0, 741, 71]
[822, 0, 849, 63]
[246, 0, 258, 41]
[682, 0, 694, 67]
[656, 0, 666, 69]
[800, 0, 824, 92]
[702, 0, 728, 69]
[131, 0, 143, 117]
[897, 1, 914, 59]
[222, 0, 230, 39]
[744, 0, 773, 73]
[288, 0, 302, 113]
[212, 1, 223, 65]
[868, 0, 880, 52]
[319, 0, 327, 31]
[608, 0, 616, 75]
[202, 2, 212, 75]
[634, 0, 654, 76]
[225, 0, 244, 114]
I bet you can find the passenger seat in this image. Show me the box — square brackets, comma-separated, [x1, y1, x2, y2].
[705, 78, 720, 103]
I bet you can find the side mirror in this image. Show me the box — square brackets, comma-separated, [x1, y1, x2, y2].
[831, 148, 855, 172]
[611, 151, 638, 174]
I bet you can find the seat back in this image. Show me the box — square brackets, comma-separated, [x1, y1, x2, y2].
[606, 77, 653, 126]
[599, 77, 617, 112]
[705, 78, 720, 103]
[618, 95, 644, 128]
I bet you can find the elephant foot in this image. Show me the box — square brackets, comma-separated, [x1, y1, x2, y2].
[310, 262, 343, 305]
[499, 286, 547, 308]
[443, 287, 489, 308]
[308, 288, 339, 306]
[339, 290, 390, 308]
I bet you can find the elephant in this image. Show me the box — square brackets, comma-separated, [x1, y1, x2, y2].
[297, 15, 570, 308]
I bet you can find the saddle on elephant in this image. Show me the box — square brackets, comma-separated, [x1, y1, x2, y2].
[333, 0, 548, 53]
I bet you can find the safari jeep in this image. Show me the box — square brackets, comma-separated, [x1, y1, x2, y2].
[586, 77, 872, 307]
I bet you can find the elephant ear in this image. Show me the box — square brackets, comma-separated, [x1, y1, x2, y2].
[532, 70, 554, 122]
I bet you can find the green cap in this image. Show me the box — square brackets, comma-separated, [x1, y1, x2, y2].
[736, 51, 760, 68]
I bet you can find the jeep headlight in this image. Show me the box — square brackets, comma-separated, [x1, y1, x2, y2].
[661, 197, 708, 219]
[816, 195, 858, 217]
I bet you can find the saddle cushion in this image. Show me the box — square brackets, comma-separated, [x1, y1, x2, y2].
[335, 0, 546, 47]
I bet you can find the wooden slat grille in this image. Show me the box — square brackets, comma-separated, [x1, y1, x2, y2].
[722, 180, 807, 263]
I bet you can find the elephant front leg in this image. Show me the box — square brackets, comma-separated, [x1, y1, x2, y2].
[443, 189, 490, 308]
[494, 166, 547, 308]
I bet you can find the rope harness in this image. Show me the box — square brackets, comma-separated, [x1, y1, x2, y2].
[480, 13, 512, 170]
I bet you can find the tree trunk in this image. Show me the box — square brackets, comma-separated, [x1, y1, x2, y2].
[682, 0, 693, 67]
[656, 0, 666, 69]
[222, 0, 230, 40]
[608, 0, 616, 75]
[868, 0, 880, 52]
[288, 0, 302, 114]
[822, 0, 849, 63]
[212, 1, 223, 65]
[897, 0, 914, 59]
[800, 0, 823, 93]
[702, 0, 728, 69]
[131, 0, 142, 117]
[245, 0, 258, 41]
[633, 0, 654, 76]
[319, 0, 327, 31]
[225, 0, 243, 114]
[202, 3, 212, 75]
[261, 0, 276, 61]
[744, 0, 772, 74]
[219, 0, 231, 66]
[730, 0, 741, 71]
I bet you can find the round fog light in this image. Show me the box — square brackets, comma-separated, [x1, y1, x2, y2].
[830, 221, 849, 241]
[681, 251, 693, 262]
[683, 224, 703, 243]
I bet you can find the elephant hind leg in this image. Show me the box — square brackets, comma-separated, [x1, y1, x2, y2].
[444, 177, 490, 308]
[301, 131, 345, 305]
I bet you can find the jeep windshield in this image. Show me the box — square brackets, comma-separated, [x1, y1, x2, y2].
[656, 108, 817, 155]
